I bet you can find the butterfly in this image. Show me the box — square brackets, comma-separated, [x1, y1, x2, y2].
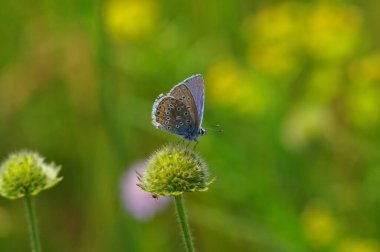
[152, 74, 206, 142]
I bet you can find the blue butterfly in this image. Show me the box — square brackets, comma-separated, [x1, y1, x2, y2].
[152, 74, 206, 142]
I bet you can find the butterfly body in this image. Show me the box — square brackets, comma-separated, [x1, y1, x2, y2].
[152, 74, 206, 142]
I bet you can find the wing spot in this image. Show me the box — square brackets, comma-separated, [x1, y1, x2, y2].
[169, 104, 174, 108]
[166, 112, 170, 115]
[184, 112, 188, 116]
[186, 120, 191, 124]
[166, 116, 170, 120]
[179, 122, 183, 125]
[175, 125, 179, 128]
[165, 121, 170, 125]
[167, 126, 172, 129]
[187, 97, 191, 101]
[182, 95, 186, 99]
[177, 107, 181, 111]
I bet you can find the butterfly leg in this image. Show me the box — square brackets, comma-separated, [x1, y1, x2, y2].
[193, 140, 199, 150]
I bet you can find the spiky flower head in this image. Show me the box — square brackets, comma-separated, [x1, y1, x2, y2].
[0, 151, 62, 200]
[138, 144, 213, 197]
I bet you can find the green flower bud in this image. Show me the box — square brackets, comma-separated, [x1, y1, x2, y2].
[0, 151, 62, 200]
[138, 144, 213, 196]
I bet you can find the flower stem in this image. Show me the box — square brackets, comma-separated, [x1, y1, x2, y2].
[174, 195, 195, 252]
[24, 195, 42, 252]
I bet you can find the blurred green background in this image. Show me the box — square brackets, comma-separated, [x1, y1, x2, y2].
[1, 0, 380, 251]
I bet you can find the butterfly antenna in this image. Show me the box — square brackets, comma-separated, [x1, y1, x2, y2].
[207, 124, 224, 133]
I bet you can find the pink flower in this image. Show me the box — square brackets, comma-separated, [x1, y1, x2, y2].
[120, 161, 170, 221]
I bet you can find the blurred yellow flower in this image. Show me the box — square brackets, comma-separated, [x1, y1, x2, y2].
[247, 43, 299, 76]
[336, 239, 379, 252]
[306, 66, 342, 104]
[105, 0, 158, 41]
[242, 2, 305, 75]
[243, 2, 362, 75]
[282, 105, 332, 150]
[301, 201, 338, 247]
[243, 2, 305, 43]
[206, 59, 264, 115]
[307, 4, 362, 61]
[349, 53, 380, 86]
[346, 86, 380, 130]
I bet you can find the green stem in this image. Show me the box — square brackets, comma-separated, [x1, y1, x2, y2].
[174, 195, 195, 252]
[24, 195, 42, 252]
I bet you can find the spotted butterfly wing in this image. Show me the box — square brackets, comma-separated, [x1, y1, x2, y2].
[183, 74, 204, 126]
[152, 74, 205, 141]
[152, 96, 196, 137]
[169, 83, 200, 129]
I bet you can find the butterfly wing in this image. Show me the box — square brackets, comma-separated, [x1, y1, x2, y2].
[169, 83, 200, 128]
[152, 96, 196, 137]
[183, 74, 205, 126]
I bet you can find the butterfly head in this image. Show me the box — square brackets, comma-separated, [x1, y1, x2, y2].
[199, 128, 206, 136]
